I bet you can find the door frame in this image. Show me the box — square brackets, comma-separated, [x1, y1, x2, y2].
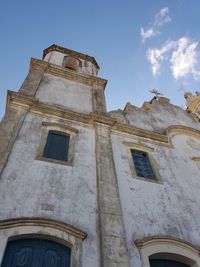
[135, 236, 200, 267]
[0, 218, 87, 267]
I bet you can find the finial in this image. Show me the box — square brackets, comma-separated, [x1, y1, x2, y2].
[184, 91, 200, 119]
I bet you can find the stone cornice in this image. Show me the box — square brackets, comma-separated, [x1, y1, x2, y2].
[43, 44, 100, 70]
[112, 123, 169, 144]
[7, 91, 91, 124]
[90, 113, 117, 126]
[0, 217, 87, 240]
[7, 92, 200, 147]
[7, 90, 38, 112]
[29, 58, 107, 87]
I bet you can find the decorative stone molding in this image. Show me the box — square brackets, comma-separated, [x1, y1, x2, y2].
[123, 141, 154, 153]
[29, 58, 107, 87]
[0, 218, 87, 240]
[112, 123, 169, 144]
[192, 157, 200, 161]
[6, 91, 200, 149]
[166, 125, 200, 143]
[42, 121, 78, 133]
[0, 218, 86, 267]
[0, 96, 28, 175]
[123, 142, 162, 184]
[135, 236, 200, 267]
[135, 236, 199, 251]
[90, 112, 117, 126]
[94, 124, 130, 266]
[36, 120, 78, 166]
[185, 92, 200, 120]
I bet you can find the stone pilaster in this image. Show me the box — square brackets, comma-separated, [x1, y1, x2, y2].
[0, 107, 27, 175]
[19, 64, 46, 97]
[95, 123, 130, 267]
[92, 82, 107, 114]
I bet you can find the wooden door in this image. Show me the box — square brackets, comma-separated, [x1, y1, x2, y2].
[1, 238, 71, 267]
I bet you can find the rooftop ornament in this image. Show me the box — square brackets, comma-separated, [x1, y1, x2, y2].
[149, 89, 163, 104]
[184, 91, 200, 120]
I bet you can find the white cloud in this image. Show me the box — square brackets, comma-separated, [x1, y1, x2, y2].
[141, 28, 156, 42]
[147, 37, 200, 80]
[141, 7, 171, 42]
[147, 41, 175, 75]
[154, 7, 171, 27]
[170, 37, 199, 79]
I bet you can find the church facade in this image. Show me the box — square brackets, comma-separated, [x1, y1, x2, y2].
[0, 44, 200, 267]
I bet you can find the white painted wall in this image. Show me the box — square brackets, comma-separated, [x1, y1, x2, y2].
[109, 101, 200, 133]
[0, 113, 100, 267]
[111, 132, 200, 266]
[36, 73, 93, 114]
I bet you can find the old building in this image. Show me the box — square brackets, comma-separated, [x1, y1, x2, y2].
[0, 44, 200, 267]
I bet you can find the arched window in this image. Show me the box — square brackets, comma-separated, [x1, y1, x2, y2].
[0, 218, 86, 267]
[135, 236, 200, 267]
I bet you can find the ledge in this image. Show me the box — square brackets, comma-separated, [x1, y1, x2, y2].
[30, 58, 107, 87]
[6, 91, 200, 148]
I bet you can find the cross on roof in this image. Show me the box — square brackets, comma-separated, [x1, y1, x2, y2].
[149, 89, 163, 97]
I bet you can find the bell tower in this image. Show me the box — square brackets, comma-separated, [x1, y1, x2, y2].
[19, 44, 107, 115]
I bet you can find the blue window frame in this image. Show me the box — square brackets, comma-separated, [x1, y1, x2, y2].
[43, 130, 70, 161]
[131, 149, 156, 180]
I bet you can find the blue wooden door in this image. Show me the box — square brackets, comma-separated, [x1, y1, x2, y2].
[1, 238, 71, 267]
[150, 259, 189, 267]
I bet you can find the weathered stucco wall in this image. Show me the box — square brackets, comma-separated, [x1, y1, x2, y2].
[0, 112, 100, 267]
[1, 44, 200, 266]
[109, 100, 200, 133]
[36, 73, 93, 114]
[111, 132, 200, 267]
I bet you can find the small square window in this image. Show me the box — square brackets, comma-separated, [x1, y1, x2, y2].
[131, 149, 156, 180]
[43, 131, 70, 161]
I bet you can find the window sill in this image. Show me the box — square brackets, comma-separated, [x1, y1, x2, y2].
[35, 156, 74, 166]
[133, 175, 163, 184]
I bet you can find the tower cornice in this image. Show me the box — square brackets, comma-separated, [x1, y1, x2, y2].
[30, 58, 107, 88]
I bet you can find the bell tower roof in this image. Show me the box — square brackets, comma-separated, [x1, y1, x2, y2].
[43, 44, 100, 70]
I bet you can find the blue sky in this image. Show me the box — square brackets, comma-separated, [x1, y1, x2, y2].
[1, 0, 200, 119]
